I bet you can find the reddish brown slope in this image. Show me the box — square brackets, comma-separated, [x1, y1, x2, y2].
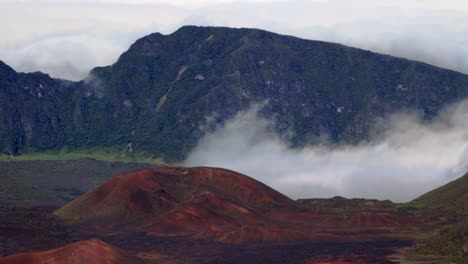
[0, 239, 143, 264]
[54, 166, 418, 243]
[54, 166, 295, 239]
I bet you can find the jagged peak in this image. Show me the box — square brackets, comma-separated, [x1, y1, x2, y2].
[0, 59, 17, 81]
[0, 59, 15, 73]
[127, 31, 165, 51]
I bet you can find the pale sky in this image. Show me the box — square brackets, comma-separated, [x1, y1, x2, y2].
[1, 0, 468, 80]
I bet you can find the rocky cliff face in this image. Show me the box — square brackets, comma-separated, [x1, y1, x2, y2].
[1, 26, 468, 160]
[0, 61, 83, 155]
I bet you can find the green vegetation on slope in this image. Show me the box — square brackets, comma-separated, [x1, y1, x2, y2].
[407, 172, 468, 262]
[413, 217, 467, 263]
[408, 171, 468, 213]
[0, 175, 52, 201]
[0, 147, 164, 165]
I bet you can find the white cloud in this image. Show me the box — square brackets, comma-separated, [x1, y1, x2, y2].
[184, 101, 468, 202]
[1, 0, 468, 80]
[0, 34, 128, 80]
[93, 0, 293, 6]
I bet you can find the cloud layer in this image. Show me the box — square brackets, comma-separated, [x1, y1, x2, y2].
[184, 101, 468, 202]
[1, 0, 468, 80]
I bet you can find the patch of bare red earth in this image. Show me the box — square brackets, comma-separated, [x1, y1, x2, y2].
[0, 166, 422, 263]
[0, 239, 144, 264]
[54, 166, 418, 244]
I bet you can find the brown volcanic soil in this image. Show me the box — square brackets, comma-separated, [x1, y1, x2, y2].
[2, 166, 459, 263]
[0, 202, 414, 264]
[100, 233, 411, 264]
[54, 166, 299, 242]
[0, 239, 144, 264]
[54, 166, 420, 244]
[0, 204, 70, 257]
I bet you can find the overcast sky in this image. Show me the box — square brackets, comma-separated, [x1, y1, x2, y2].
[2, 0, 468, 80]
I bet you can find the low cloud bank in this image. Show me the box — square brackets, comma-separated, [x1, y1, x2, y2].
[0, 34, 131, 81]
[184, 101, 468, 202]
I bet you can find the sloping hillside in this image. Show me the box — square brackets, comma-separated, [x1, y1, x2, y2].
[409, 171, 468, 212]
[54, 166, 419, 243]
[0, 239, 144, 264]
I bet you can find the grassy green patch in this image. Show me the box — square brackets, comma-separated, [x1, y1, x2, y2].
[0, 146, 164, 165]
[0, 147, 164, 202]
[0, 175, 52, 201]
[412, 218, 467, 263]
[407, 171, 468, 214]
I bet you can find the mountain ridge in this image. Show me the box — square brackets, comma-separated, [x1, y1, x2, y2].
[1, 25, 468, 161]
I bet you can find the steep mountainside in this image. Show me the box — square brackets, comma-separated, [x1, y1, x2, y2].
[1, 26, 468, 160]
[0, 61, 82, 155]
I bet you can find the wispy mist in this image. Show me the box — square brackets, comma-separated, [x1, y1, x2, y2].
[0, 34, 133, 81]
[184, 101, 468, 202]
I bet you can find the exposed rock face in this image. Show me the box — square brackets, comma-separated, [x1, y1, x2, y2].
[0, 61, 82, 155]
[1, 26, 468, 160]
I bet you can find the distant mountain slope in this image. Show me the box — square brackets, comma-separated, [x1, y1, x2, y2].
[0, 60, 82, 155]
[1, 26, 468, 161]
[409, 171, 468, 212]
